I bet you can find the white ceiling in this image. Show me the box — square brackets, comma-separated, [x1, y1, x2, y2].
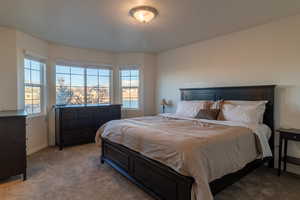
[1, 0, 300, 53]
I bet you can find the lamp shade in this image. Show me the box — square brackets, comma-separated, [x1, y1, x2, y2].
[160, 99, 168, 106]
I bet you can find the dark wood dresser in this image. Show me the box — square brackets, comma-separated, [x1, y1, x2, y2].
[0, 110, 27, 181]
[55, 104, 121, 150]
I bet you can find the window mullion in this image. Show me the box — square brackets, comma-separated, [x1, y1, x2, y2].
[69, 65, 72, 104]
[84, 67, 87, 105]
[56, 65, 111, 106]
[129, 70, 132, 108]
[98, 70, 100, 104]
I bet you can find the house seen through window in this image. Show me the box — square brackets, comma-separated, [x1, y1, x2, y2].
[120, 68, 140, 109]
[56, 64, 111, 105]
[24, 58, 45, 115]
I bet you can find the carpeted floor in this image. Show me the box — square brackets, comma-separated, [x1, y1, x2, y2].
[0, 144, 299, 200]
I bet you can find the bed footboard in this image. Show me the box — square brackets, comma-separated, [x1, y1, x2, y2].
[101, 138, 268, 200]
[101, 138, 194, 200]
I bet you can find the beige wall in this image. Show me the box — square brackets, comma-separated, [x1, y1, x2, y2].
[47, 43, 116, 145]
[0, 29, 49, 155]
[143, 54, 157, 116]
[47, 44, 157, 145]
[114, 53, 157, 118]
[156, 14, 300, 173]
[16, 31, 49, 155]
[0, 28, 17, 111]
[0, 28, 157, 152]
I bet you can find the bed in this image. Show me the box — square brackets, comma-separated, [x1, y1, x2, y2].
[99, 85, 275, 200]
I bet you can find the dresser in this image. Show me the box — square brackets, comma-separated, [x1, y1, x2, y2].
[55, 104, 121, 150]
[0, 110, 27, 181]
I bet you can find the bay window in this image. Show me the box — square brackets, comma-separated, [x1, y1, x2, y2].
[55, 64, 112, 105]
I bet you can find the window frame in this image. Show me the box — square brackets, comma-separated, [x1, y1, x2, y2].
[55, 63, 113, 106]
[119, 66, 141, 110]
[24, 57, 46, 116]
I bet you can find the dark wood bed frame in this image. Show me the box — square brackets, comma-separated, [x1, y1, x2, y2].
[101, 85, 275, 200]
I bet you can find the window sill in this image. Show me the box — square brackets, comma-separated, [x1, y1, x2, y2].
[122, 108, 141, 111]
[27, 113, 46, 119]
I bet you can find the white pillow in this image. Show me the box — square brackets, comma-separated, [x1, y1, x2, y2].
[175, 101, 209, 118]
[222, 104, 263, 124]
[220, 100, 267, 123]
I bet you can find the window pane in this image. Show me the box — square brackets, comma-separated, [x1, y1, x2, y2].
[120, 69, 139, 109]
[56, 86, 71, 105]
[87, 68, 98, 76]
[24, 58, 44, 115]
[55, 65, 111, 105]
[99, 87, 110, 104]
[87, 75, 98, 87]
[121, 76, 130, 87]
[31, 60, 41, 70]
[130, 99, 139, 109]
[25, 100, 33, 114]
[25, 69, 31, 84]
[122, 88, 130, 102]
[24, 59, 31, 69]
[71, 75, 84, 87]
[130, 88, 139, 99]
[71, 67, 84, 75]
[32, 100, 41, 113]
[32, 87, 40, 100]
[31, 70, 41, 84]
[121, 70, 130, 77]
[99, 69, 110, 76]
[25, 86, 33, 100]
[87, 87, 99, 104]
[56, 74, 70, 86]
[70, 87, 85, 104]
[130, 76, 139, 87]
[131, 70, 139, 77]
[56, 65, 70, 74]
[99, 76, 110, 87]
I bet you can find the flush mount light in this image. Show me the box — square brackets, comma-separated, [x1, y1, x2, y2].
[129, 6, 158, 23]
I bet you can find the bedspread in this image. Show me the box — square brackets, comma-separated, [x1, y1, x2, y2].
[96, 115, 271, 200]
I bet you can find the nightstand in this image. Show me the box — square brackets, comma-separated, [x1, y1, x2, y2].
[277, 128, 300, 176]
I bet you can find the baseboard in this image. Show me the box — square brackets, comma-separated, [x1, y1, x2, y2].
[286, 164, 300, 176]
[27, 143, 48, 155]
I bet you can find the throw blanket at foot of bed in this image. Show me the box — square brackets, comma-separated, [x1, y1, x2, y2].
[96, 115, 271, 200]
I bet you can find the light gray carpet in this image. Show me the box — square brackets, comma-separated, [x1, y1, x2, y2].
[0, 144, 299, 200]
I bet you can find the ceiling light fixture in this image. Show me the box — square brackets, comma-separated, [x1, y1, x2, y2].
[129, 6, 158, 23]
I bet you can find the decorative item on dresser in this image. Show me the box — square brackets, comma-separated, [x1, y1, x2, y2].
[160, 99, 168, 113]
[0, 110, 27, 181]
[55, 104, 121, 150]
[277, 128, 300, 176]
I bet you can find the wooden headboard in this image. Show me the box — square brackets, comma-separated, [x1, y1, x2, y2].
[180, 85, 275, 157]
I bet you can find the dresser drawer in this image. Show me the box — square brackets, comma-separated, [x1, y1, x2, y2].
[281, 132, 300, 141]
[0, 114, 26, 180]
[56, 105, 121, 149]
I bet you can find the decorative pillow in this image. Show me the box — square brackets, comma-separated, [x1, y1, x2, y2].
[221, 104, 264, 124]
[218, 100, 267, 123]
[196, 109, 220, 120]
[209, 100, 224, 110]
[175, 101, 211, 118]
[195, 100, 223, 120]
